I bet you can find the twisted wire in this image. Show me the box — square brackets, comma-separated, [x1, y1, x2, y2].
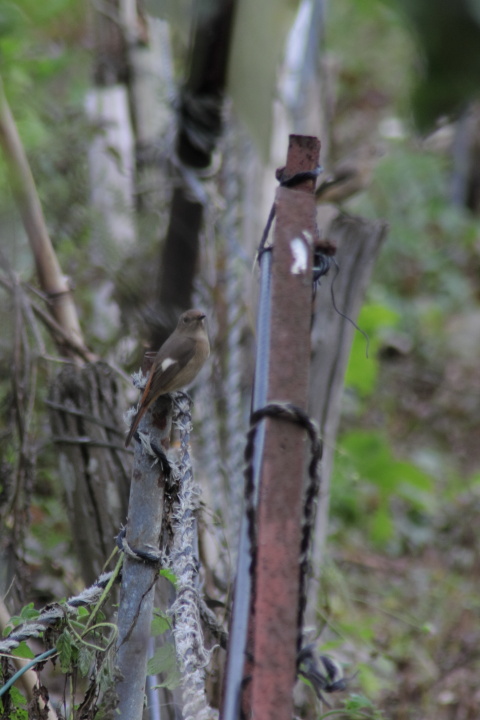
[170, 394, 218, 720]
[0, 571, 115, 655]
[223, 125, 248, 548]
[245, 402, 323, 653]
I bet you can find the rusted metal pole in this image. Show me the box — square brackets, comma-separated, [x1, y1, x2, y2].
[249, 135, 320, 720]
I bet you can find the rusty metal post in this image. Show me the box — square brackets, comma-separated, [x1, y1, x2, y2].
[250, 135, 320, 720]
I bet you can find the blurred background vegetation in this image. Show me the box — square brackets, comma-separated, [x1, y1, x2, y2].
[1, 0, 480, 718]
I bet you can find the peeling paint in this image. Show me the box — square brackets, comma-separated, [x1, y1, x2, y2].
[290, 237, 308, 274]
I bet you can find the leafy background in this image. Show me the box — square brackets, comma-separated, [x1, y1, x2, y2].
[322, 3, 480, 718]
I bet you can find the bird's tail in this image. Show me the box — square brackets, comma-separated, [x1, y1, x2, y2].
[125, 406, 146, 447]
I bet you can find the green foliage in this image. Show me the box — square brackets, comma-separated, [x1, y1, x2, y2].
[0, 570, 119, 713]
[159, 567, 178, 587]
[386, 0, 480, 129]
[340, 693, 387, 719]
[0, 0, 92, 280]
[345, 303, 400, 396]
[361, 144, 480, 316]
[147, 607, 181, 689]
[77, 643, 94, 677]
[330, 0, 480, 131]
[151, 609, 172, 636]
[4, 603, 40, 632]
[0, 0, 87, 131]
[57, 627, 74, 672]
[54, 613, 117, 711]
[317, 692, 387, 719]
[147, 644, 182, 690]
[331, 429, 434, 550]
[326, 0, 415, 134]
[0, 686, 28, 720]
[11, 641, 35, 660]
[30, 493, 72, 550]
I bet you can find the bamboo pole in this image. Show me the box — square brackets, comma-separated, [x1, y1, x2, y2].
[0, 75, 94, 363]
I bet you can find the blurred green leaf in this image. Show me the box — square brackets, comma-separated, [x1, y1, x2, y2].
[147, 644, 181, 690]
[370, 505, 394, 545]
[151, 610, 171, 636]
[344, 693, 376, 711]
[12, 641, 35, 659]
[387, 0, 480, 129]
[332, 430, 434, 546]
[0, 685, 28, 719]
[8, 603, 41, 627]
[56, 629, 73, 673]
[78, 645, 93, 677]
[345, 303, 400, 396]
[20, 603, 39, 620]
[159, 568, 178, 587]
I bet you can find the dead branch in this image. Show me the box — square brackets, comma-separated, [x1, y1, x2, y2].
[0, 75, 95, 363]
[0, 271, 95, 363]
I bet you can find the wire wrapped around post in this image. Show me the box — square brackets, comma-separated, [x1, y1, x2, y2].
[170, 393, 217, 720]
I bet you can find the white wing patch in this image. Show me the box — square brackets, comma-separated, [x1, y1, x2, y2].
[161, 358, 177, 371]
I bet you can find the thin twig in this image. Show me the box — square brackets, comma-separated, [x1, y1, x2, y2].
[45, 400, 123, 435]
[51, 436, 130, 452]
[0, 272, 94, 362]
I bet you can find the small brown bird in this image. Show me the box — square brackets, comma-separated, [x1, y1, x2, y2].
[125, 309, 210, 447]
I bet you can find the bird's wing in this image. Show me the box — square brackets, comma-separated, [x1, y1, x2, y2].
[155, 332, 197, 373]
[139, 334, 197, 404]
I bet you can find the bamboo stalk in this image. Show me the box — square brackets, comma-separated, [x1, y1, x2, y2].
[0, 75, 95, 363]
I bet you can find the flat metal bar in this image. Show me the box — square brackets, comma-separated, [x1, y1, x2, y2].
[221, 249, 272, 720]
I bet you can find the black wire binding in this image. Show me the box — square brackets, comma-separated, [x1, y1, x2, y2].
[116, 526, 162, 565]
[257, 166, 323, 261]
[243, 402, 323, 653]
[329, 258, 370, 356]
